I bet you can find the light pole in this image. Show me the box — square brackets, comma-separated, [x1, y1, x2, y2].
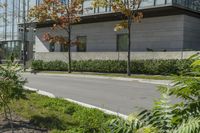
[22, 0, 26, 71]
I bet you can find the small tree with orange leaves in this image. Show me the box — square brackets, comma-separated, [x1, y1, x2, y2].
[29, 0, 83, 73]
[92, 0, 143, 76]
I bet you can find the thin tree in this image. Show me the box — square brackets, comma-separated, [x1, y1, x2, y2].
[29, 0, 83, 73]
[0, 61, 26, 133]
[93, 0, 143, 76]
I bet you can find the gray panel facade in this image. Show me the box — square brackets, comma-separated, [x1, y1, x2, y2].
[183, 15, 200, 50]
[36, 15, 187, 52]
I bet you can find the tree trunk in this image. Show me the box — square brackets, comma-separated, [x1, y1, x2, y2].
[127, 18, 131, 76]
[3, 104, 8, 119]
[6, 104, 14, 133]
[68, 25, 72, 73]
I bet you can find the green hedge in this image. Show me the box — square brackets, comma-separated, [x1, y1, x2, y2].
[31, 59, 192, 75]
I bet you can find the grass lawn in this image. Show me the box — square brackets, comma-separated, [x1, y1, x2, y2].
[1, 91, 116, 133]
[31, 71, 173, 80]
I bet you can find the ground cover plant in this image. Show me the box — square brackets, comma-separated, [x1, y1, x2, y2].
[6, 91, 115, 133]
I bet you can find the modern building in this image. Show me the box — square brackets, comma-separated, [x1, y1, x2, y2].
[0, 0, 41, 60]
[34, 0, 200, 55]
[1, 0, 200, 61]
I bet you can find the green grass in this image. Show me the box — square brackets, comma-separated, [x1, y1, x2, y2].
[10, 91, 116, 132]
[0, 64, 6, 67]
[31, 71, 173, 80]
[97, 73, 172, 80]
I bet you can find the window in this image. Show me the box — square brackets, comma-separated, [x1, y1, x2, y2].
[117, 34, 128, 51]
[77, 36, 87, 52]
[140, 0, 154, 7]
[60, 44, 68, 52]
[49, 42, 55, 52]
[83, 0, 94, 14]
[156, 0, 165, 5]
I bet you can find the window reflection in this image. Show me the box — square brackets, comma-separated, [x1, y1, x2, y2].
[83, 0, 94, 14]
[80, 0, 199, 15]
[140, 0, 154, 7]
[156, 0, 165, 5]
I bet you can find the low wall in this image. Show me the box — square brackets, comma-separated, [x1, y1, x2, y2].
[34, 51, 200, 62]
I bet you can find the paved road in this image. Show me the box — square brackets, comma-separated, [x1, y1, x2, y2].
[23, 73, 162, 115]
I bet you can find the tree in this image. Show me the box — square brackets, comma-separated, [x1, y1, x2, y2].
[29, 0, 83, 73]
[0, 61, 26, 132]
[92, 0, 143, 76]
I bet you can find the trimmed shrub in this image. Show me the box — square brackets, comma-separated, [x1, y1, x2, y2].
[32, 60, 68, 71]
[31, 59, 192, 75]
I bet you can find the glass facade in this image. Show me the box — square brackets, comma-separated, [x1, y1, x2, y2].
[0, 0, 41, 59]
[173, 0, 200, 12]
[80, 0, 199, 15]
[0, 0, 41, 41]
[0, 41, 21, 59]
[82, 0, 173, 15]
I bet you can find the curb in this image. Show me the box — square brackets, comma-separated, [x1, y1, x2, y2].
[24, 86, 128, 119]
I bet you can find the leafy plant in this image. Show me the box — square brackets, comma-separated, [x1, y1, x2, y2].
[139, 89, 174, 133]
[172, 117, 200, 133]
[0, 61, 26, 132]
[109, 115, 144, 133]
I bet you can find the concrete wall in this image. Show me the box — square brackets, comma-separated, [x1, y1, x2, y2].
[183, 15, 200, 50]
[35, 15, 185, 52]
[34, 51, 200, 62]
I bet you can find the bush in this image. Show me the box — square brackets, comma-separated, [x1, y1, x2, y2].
[32, 59, 192, 75]
[32, 60, 68, 71]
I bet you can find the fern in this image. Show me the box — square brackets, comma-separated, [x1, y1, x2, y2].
[139, 89, 174, 133]
[172, 117, 200, 133]
[136, 125, 158, 133]
[167, 54, 200, 122]
[109, 115, 144, 133]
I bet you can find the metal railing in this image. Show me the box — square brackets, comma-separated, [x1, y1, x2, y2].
[172, 0, 200, 13]
[81, 0, 200, 16]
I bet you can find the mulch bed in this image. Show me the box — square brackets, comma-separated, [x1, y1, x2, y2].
[0, 113, 48, 133]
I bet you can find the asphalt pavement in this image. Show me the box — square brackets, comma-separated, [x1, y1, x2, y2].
[23, 73, 164, 115]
